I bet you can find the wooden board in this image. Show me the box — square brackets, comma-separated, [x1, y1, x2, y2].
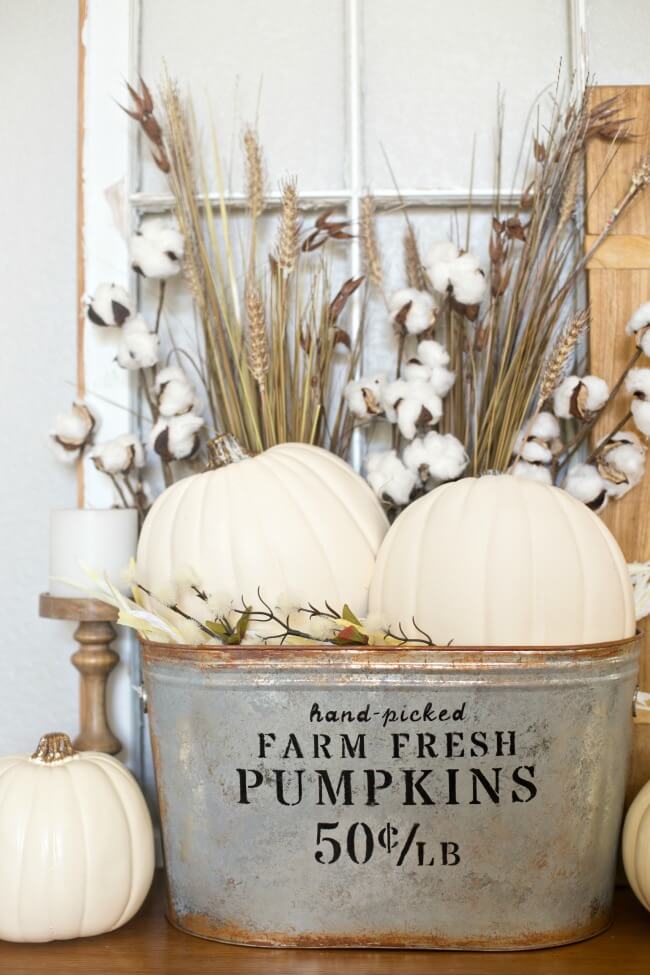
[586, 85, 650, 801]
[0, 871, 646, 975]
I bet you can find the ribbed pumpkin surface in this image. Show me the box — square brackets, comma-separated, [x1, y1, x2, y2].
[368, 474, 635, 646]
[137, 443, 389, 620]
[0, 753, 154, 942]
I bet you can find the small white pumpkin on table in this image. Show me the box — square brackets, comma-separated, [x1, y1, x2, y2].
[0, 733, 154, 943]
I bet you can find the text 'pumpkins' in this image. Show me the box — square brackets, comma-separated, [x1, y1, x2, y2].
[137, 437, 389, 623]
[369, 474, 635, 647]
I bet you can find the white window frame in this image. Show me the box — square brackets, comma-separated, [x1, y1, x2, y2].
[78, 0, 589, 769]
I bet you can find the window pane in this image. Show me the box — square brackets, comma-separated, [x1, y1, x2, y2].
[362, 0, 570, 190]
[139, 0, 347, 193]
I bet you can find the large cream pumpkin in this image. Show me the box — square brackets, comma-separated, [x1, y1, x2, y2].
[368, 473, 635, 646]
[137, 438, 389, 622]
[0, 733, 154, 942]
[623, 779, 650, 911]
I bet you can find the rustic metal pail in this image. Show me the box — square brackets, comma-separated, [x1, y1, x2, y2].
[143, 637, 639, 950]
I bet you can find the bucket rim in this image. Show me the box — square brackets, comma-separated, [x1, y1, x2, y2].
[140, 630, 641, 665]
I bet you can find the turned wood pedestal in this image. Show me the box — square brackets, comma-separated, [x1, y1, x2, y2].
[39, 594, 121, 755]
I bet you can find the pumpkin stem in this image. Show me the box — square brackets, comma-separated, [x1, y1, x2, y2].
[206, 433, 252, 470]
[31, 732, 76, 764]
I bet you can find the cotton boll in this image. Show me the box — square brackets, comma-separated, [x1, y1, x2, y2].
[529, 411, 561, 441]
[50, 401, 96, 463]
[389, 288, 437, 335]
[422, 431, 469, 482]
[402, 437, 430, 477]
[425, 240, 459, 294]
[448, 253, 487, 306]
[381, 379, 409, 423]
[564, 463, 608, 512]
[91, 433, 145, 475]
[388, 380, 444, 440]
[626, 301, 650, 336]
[426, 240, 459, 267]
[416, 339, 450, 369]
[116, 315, 160, 370]
[151, 412, 204, 461]
[344, 374, 385, 418]
[631, 398, 650, 436]
[626, 367, 650, 399]
[87, 282, 134, 327]
[402, 359, 431, 382]
[366, 450, 417, 506]
[513, 432, 553, 464]
[512, 460, 552, 485]
[600, 439, 646, 498]
[130, 217, 184, 279]
[155, 366, 197, 416]
[553, 375, 609, 420]
[429, 365, 456, 398]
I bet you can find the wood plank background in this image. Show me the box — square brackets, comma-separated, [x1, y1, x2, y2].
[586, 85, 650, 801]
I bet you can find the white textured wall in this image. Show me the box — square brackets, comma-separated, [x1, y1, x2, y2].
[0, 0, 79, 753]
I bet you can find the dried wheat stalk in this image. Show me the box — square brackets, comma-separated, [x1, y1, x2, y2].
[246, 280, 269, 389]
[243, 127, 264, 221]
[360, 194, 383, 290]
[537, 309, 590, 408]
[275, 178, 300, 274]
[403, 226, 427, 291]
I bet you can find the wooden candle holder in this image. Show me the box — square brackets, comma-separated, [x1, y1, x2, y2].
[39, 594, 121, 755]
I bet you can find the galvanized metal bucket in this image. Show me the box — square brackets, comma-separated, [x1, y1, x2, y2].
[143, 637, 639, 950]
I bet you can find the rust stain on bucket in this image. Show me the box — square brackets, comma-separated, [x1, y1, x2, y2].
[143, 636, 639, 951]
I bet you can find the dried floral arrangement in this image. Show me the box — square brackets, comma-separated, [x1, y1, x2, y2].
[345, 90, 650, 516]
[79, 565, 434, 648]
[49, 78, 650, 526]
[50, 76, 363, 513]
[78, 555, 650, 649]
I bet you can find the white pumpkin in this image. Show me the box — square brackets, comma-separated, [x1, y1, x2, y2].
[137, 437, 389, 623]
[623, 779, 650, 911]
[0, 733, 154, 942]
[368, 473, 635, 646]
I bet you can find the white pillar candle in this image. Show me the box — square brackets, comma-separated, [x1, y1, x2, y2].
[49, 509, 139, 597]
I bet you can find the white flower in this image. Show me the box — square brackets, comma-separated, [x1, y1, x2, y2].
[448, 253, 487, 306]
[381, 379, 443, 440]
[389, 288, 437, 336]
[626, 301, 650, 355]
[91, 433, 145, 475]
[87, 283, 134, 327]
[416, 339, 450, 369]
[626, 368, 650, 436]
[130, 217, 184, 279]
[344, 374, 385, 418]
[553, 375, 609, 420]
[151, 413, 204, 461]
[50, 402, 96, 463]
[512, 460, 552, 485]
[404, 433, 468, 484]
[425, 240, 459, 292]
[598, 433, 646, 499]
[365, 450, 417, 506]
[564, 463, 608, 512]
[155, 366, 197, 417]
[115, 315, 160, 370]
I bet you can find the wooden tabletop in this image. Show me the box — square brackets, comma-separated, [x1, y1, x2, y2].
[1, 871, 648, 974]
